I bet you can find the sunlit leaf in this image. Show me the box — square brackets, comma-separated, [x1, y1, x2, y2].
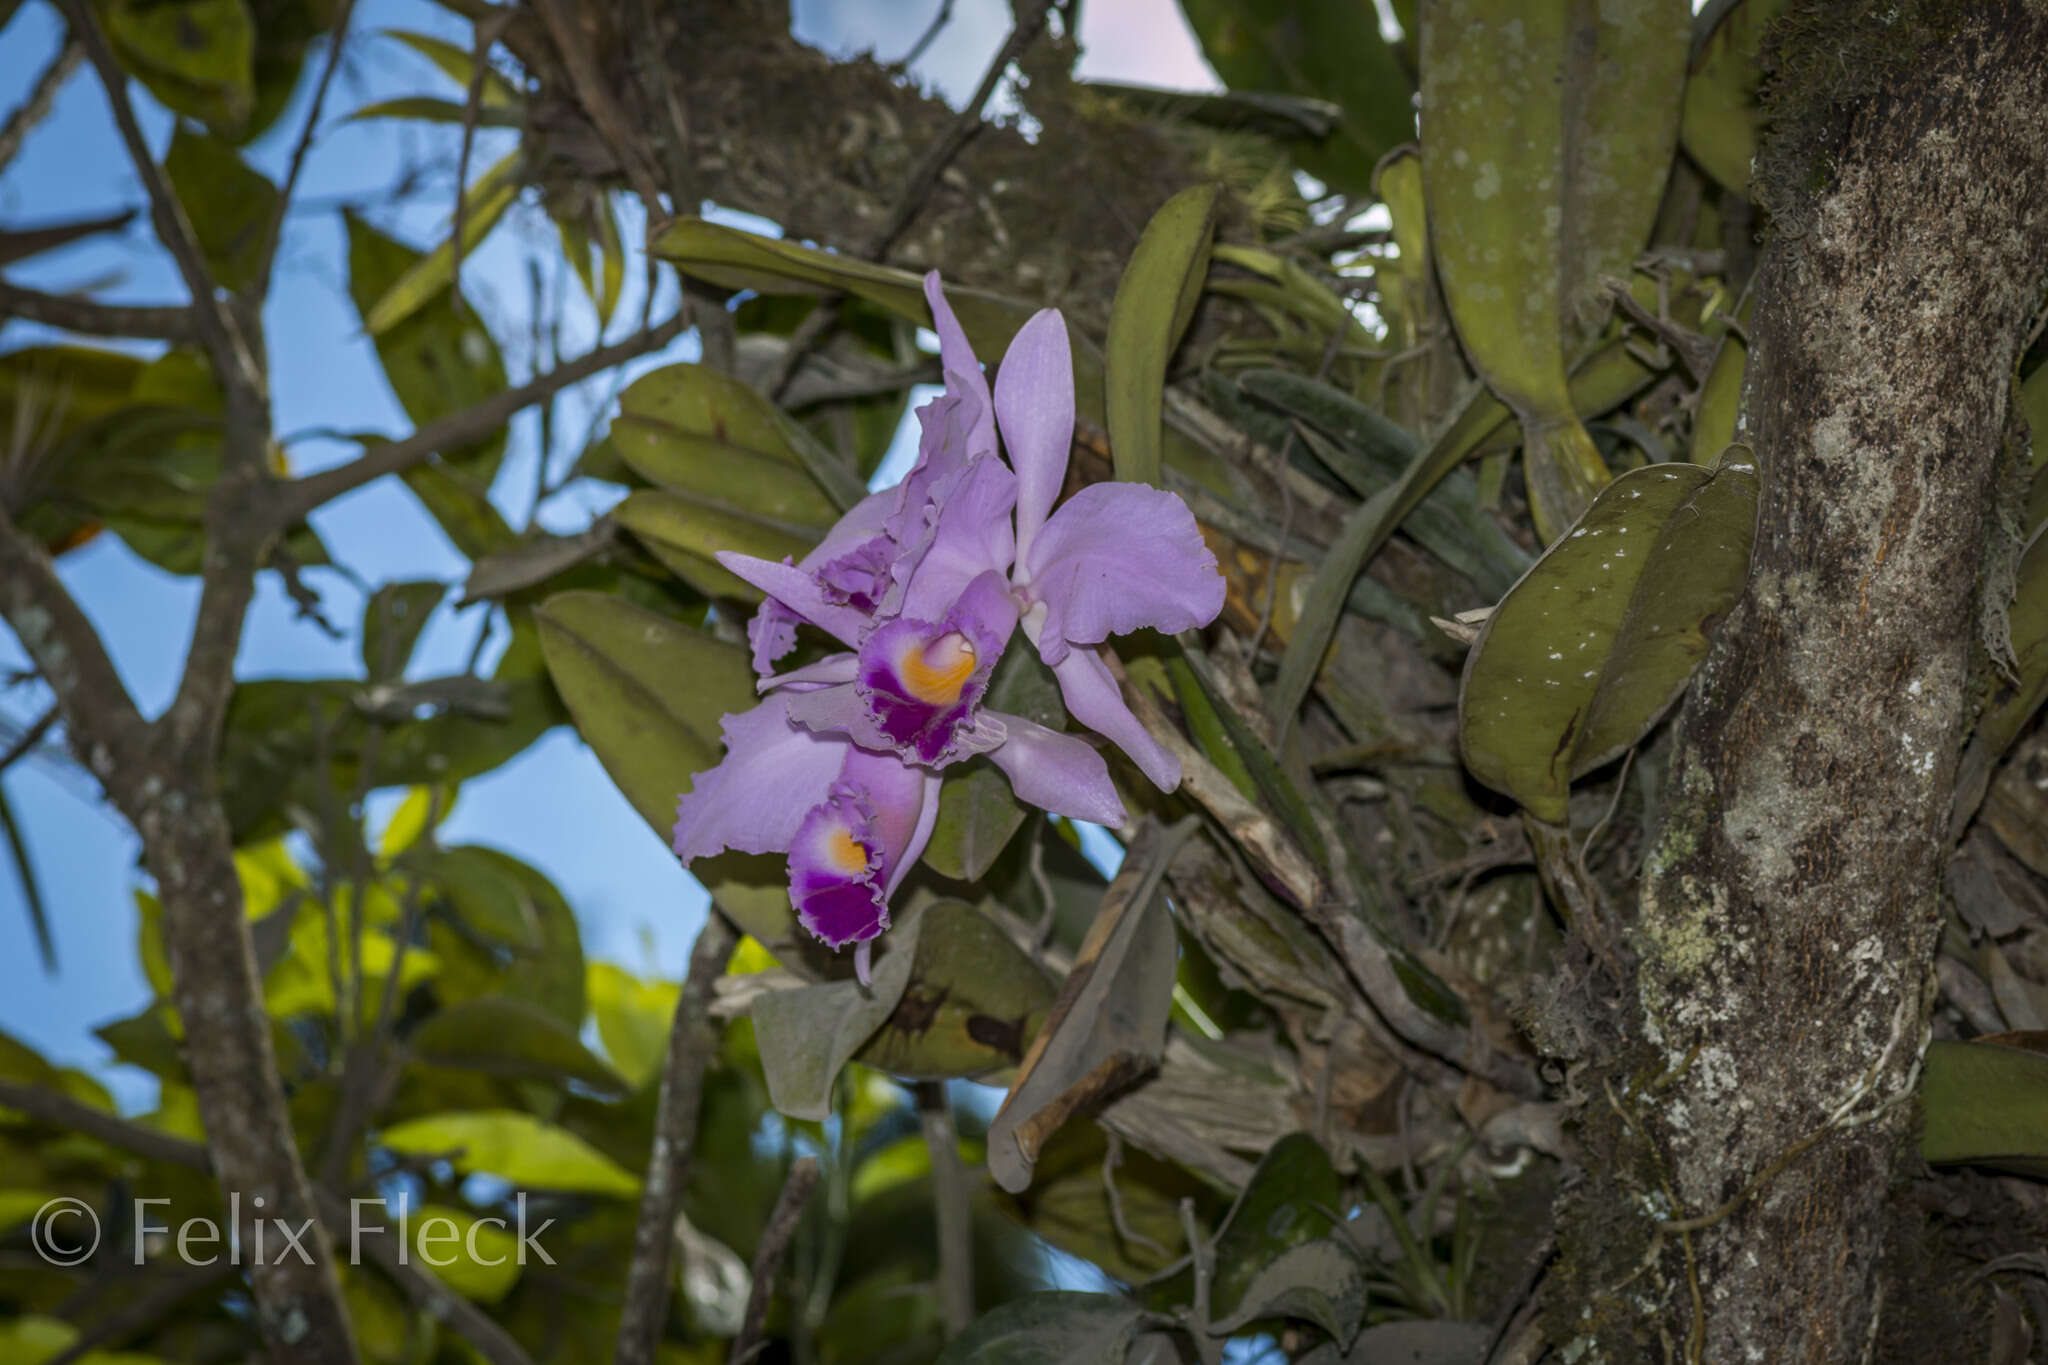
[380, 1109, 640, 1196]
[363, 150, 523, 337]
[1105, 183, 1219, 486]
[105, 0, 256, 135]
[587, 962, 679, 1089]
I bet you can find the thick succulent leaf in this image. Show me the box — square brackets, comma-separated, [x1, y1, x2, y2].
[1209, 1132, 1344, 1318]
[1420, 0, 1690, 538]
[163, 127, 277, 293]
[922, 646, 1066, 882]
[1921, 1036, 2048, 1177]
[1080, 82, 1341, 140]
[610, 363, 843, 526]
[363, 150, 523, 337]
[613, 489, 815, 601]
[751, 913, 925, 1121]
[407, 995, 627, 1096]
[854, 900, 1057, 1080]
[1952, 520, 2048, 835]
[1460, 451, 1761, 823]
[935, 1291, 1152, 1365]
[531, 591, 791, 944]
[1177, 0, 1414, 196]
[987, 827, 1181, 1193]
[1681, 0, 1784, 195]
[1105, 183, 1220, 486]
[379, 1109, 640, 1196]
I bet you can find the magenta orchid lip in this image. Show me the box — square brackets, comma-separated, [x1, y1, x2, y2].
[673, 274, 1226, 984]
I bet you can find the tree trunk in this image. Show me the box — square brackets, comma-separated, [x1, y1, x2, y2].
[1560, 5, 2048, 1359]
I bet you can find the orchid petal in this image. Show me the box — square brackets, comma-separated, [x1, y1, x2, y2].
[758, 653, 859, 693]
[925, 272, 996, 460]
[716, 551, 868, 647]
[1024, 482, 1226, 665]
[993, 309, 1074, 577]
[900, 456, 1018, 622]
[673, 694, 850, 862]
[1049, 647, 1181, 792]
[985, 714, 1127, 826]
[787, 749, 928, 951]
[887, 771, 947, 897]
[746, 594, 801, 677]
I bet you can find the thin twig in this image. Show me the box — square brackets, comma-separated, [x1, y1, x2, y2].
[1102, 1129, 1169, 1257]
[538, 0, 665, 214]
[729, 1156, 823, 1365]
[1179, 1197, 1222, 1365]
[0, 704, 59, 776]
[58, 0, 251, 389]
[268, 314, 683, 527]
[916, 1081, 975, 1338]
[325, 1189, 539, 1365]
[0, 35, 82, 176]
[898, 0, 956, 69]
[0, 1078, 209, 1169]
[255, 0, 358, 296]
[615, 914, 739, 1365]
[0, 280, 196, 340]
[450, 9, 517, 312]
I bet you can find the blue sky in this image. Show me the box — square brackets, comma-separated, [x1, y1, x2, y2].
[0, 0, 1211, 1105]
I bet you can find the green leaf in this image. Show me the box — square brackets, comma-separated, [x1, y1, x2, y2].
[751, 913, 926, 1121]
[1954, 519, 2048, 831]
[1211, 1236, 1368, 1345]
[401, 461, 516, 560]
[587, 962, 679, 1089]
[413, 842, 536, 945]
[363, 150, 523, 336]
[162, 128, 277, 293]
[533, 591, 793, 945]
[379, 1109, 640, 1196]
[1105, 183, 1220, 486]
[378, 783, 456, 856]
[1680, 0, 1784, 196]
[1921, 1037, 2048, 1175]
[1420, 0, 1690, 538]
[1177, 0, 1413, 196]
[1208, 1132, 1343, 1318]
[854, 900, 1056, 1080]
[384, 28, 523, 109]
[1459, 451, 1761, 823]
[612, 489, 816, 601]
[935, 1291, 1151, 1365]
[921, 646, 1065, 881]
[1081, 81, 1342, 140]
[408, 995, 627, 1096]
[400, 1203, 523, 1303]
[105, 0, 256, 135]
[424, 845, 585, 1027]
[610, 363, 843, 527]
[347, 94, 522, 127]
[1298, 1320, 1495, 1364]
[361, 579, 445, 681]
[344, 211, 509, 482]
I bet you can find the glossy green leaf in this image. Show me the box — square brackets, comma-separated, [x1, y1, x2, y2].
[363, 151, 522, 337]
[414, 843, 538, 947]
[935, 1291, 1151, 1365]
[855, 900, 1056, 1080]
[162, 128, 277, 293]
[1421, 0, 1689, 539]
[379, 1109, 640, 1196]
[408, 994, 627, 1096]
[378, 783, 456, 856]
[752, 913, 925, 1121]
[422, 846, 585, 1027]
[613, 489, 815, 601]
[1105, 183, 1220, 486]
[400, 461, 516, 560]
[1921, 1037, 2048, 1177]
[105, 0, 256, 134]
[1680, 0, 1784, 195]
[610, 363, 844, 526]
[1177, 0, 1413, 196]
[401, 1203, 523, 1303]
[361, 579, 445, 680]
[1460, 451, 1761, 823]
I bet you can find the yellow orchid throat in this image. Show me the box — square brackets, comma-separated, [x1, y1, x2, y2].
[896, 632, 977, 705]
[823, 826, 872, 876]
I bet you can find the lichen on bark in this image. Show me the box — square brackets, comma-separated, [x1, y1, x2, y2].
[1554, 4, 2048, 1359]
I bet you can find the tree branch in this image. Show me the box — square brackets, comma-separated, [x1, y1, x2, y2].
[0, 1078, 210, 1170]
[255, 0, 358, 297]
[0, 34, 83, 177]
[916, 1081, 975, 1338]
[267, 313, 684, 528]
[615, 914, 738, 1365]
[0, 279, 196, 340]
[57, 0, 255, 393]
[729, 1155, 821, 1365]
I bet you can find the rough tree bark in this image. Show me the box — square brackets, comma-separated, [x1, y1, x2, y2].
[1560, 4, 2048, 1359]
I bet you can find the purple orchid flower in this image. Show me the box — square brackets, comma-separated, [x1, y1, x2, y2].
[673, 275, 1224, 983]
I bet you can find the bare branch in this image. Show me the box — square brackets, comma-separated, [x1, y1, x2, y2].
[615, 914, 738, 1365]
[916, 1081, 975, 1338]
[0, 34, 82, 176]
[0, 279, 197, 340]
[0, 1078, 210, 1168]
[538, 0, 666, 216]
[255, 0, 359, 296]
[57, 0, 256, 392]
[268, 313, 684, 527]
[729, 1155, 822, 1365]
